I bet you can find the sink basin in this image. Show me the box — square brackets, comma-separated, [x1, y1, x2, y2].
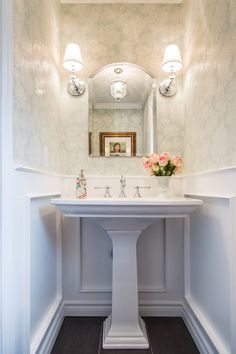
[51, 197, 202, 218]
[52, 196, 202, 349]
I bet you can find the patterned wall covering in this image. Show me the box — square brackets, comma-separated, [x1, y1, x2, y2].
[13, 3, 203, 175]
[183, 0, 236, 172]
[14, 2, 235, 174]
[13, 0, 62, 172]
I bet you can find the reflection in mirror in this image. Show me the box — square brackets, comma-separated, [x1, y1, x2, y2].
[88, 62, 157, 157]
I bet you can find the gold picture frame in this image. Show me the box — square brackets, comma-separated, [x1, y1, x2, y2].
[88, 132, 92, 156]
[99, 132, 136, 157]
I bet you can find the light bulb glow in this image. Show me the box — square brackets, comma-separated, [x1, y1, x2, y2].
[110, 79, 127, 100]
[110, 67, 127, 102]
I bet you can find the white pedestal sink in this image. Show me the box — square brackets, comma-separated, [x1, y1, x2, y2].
[51, 197, 202, 349]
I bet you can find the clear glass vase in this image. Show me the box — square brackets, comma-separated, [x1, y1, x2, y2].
[156, 176, 170, 198]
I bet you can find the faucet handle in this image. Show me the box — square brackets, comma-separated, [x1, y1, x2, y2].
[104, 186, 111, 198]
[120, 175, 126, 183]
[133, 185, 151, 198]
[133, 186, 141, 198]
[94, 186, 112, 198]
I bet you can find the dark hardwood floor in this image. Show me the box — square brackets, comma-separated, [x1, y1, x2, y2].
[51, 317, 199, 354]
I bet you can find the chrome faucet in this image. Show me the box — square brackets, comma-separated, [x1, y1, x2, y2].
[94, 186, 112, 198]
[119, 175, 126, 198]
[104, 186, 112, 198]
[133, 185, 151, 198]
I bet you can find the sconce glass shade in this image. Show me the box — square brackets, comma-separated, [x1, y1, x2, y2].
[63, 43, 83, 72]
[161, 44, 182, 73]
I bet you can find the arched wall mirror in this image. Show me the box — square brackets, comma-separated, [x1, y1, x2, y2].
[88, 62, 157, 157]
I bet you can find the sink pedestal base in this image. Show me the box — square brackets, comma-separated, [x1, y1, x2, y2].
[103, 315, 148, 349]
[97, 220, 152, 349]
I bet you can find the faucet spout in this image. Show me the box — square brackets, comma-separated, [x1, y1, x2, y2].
[104, 186, 111, 198]
[119, 176, 126, 198]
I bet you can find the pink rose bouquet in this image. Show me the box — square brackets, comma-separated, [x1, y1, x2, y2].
[143, 152, 183, 176]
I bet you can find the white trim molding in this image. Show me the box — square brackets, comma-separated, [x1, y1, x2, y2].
[63, 300, 183, 318]
[183, 216, 190, 299]
[182, 165, 236, 178]
[15, 165, 68, 178]
[30, 298, 64, 354]
[35, 299, 230, 353]
[229, 197, 236, 353]
[182, 299, 220, 354]
[61, 0, 182, 3]
[15, 163, 236, 181]
[1, 0, 14, 353]
[14, 164, 183, 180]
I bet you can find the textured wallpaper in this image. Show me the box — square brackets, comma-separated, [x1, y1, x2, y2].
[183, 0, 236, 173]
[59, 4, 184, 175]
[13, 0, 62, 172]
[13, 3, 184, 175]
[13, 2, 235, 175]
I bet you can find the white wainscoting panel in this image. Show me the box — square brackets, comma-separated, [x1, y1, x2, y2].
[80, 219, 112, 292]
[79, 219, 167, 293]
[27, 194, 63, 354]
[11, 168, 64, 354]
[8, 167, 186, 353]
[183, 193, 236, 354]
[230, 197, 236, 353]
[9, 165, 236, 354]
[137, 220, 166, 292]
[62, 216, 184, 315]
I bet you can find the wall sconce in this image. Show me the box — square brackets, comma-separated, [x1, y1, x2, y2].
[159, 44, 182, 97]
[110, 68, 127, 103]
[63, 43, 85, 96]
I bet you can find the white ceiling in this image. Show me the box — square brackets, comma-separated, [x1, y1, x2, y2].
[61, 0, 182, 3]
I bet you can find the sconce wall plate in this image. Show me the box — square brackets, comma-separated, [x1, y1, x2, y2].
[67, 78, 85, 96]
[159, 77, 176, 97]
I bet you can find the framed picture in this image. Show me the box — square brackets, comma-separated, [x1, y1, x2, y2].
[88, 132, 92, 155]
[99, 132, 136, 157]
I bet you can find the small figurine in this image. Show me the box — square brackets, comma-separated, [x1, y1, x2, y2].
[76, 169, 87, 199]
